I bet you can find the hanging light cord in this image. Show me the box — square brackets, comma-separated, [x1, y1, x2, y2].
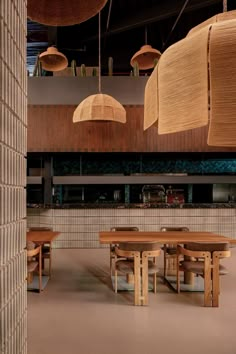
[145, 26, 147, 44]
[98, 11, 102, 93]
[223, 0, 227, 12]
[162, 0, 189, 50]
[106, 0, 113, 31]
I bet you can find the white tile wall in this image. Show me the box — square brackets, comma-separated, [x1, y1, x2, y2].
[0, 1, 27, 353]
[26, 208, 236, 249]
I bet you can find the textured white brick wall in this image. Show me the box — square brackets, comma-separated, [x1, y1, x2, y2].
[27, 208, 236, 249]
[0, 0, 27, 353]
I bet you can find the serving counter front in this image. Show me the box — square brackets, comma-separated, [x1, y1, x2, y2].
[27, 204, 236, 249]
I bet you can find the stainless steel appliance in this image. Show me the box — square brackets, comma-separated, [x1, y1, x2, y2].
[142, 185, 165, 203]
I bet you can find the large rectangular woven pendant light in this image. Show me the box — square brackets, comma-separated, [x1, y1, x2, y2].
[207, 18, 236, 146]
[157, 26, 209, 134]
[143, 3, 236, 147]
[144, 64, 159, 130]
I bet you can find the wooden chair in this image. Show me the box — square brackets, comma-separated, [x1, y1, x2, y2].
[176, 242, 230, 307]
[160, 226, 189, 277]
[110, 227, 139, 276]
[27, 242, 42, 293]
[29, 227, 53, 277]
[114, 242, 161, 305]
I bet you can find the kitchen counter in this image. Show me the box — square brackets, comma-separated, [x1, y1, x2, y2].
[27, 202, 236, 209]
[27, 205, 236, 248]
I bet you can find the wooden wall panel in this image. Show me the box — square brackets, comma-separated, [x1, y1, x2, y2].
[28, 105, 236, 152]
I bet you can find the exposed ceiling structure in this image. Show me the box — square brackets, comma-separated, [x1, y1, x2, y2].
[27, 0, 236, 75]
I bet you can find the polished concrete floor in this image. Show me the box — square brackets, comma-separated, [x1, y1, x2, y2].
[28, 248, 236, 354]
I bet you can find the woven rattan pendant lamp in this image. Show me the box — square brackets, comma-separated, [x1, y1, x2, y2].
[27, 0, 108, 26]
[39, 46, 68, 72]
[73, 12, 126, 124]
[144, 1, 236, 146]
[130, 28, 161, 70]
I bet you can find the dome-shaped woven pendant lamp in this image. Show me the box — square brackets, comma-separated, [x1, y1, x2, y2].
[130, 45, 161, 70]
[73, 94, 126, 123]
[39, 47, 68, 72]
[27, 0, 108, 26]
[73, 12, 126, 124]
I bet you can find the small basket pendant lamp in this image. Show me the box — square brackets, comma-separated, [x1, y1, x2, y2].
[73, 12, 126, 124]
[130, 45, 161, 70]
[130, 28, 161, 70]
[39, 47, 68, 72]
[27, 0, 108, 26]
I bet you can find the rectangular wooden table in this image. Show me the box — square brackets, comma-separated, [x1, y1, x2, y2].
[27, 230, 60, 244]
[99, 231, 233, 306]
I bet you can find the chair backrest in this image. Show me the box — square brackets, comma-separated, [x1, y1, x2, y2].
[186, 242, 230, 252]
[27, 241, 36, 250]
[119, 242, 160, 252]
[110, 227, 139, 232]
[116, 243, 161, 259]
[27, 245, 42, 292]
[27, 241, 36, 261]
[27, 245, 41, 258]
[160, 227, 189, 232]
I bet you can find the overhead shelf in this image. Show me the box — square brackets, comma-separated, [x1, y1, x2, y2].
[52, 175, 236, 185]
[28, 77, 148, 105]
[27, 176, 43, 184]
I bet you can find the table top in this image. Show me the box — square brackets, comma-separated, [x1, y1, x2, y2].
[99, 231, 233, 244]
[27, 231, 60, 243]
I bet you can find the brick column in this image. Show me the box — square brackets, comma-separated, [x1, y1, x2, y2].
[0, 1, 27, 353]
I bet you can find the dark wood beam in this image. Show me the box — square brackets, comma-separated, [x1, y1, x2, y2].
[82, 0, 222, 42]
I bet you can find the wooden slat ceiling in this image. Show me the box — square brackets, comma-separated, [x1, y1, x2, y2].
[27, 0, 235, 75]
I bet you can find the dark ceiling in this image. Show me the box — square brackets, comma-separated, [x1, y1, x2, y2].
[27, 0, 236, 75]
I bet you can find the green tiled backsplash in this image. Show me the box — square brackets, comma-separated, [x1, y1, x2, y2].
[53, 154, 236, 175]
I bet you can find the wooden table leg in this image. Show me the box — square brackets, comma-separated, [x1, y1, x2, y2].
[212, 255, 220, 307]
[204, 255, 212, 307]
[49, 242, 52, 278]
[134, 253, 141, 306]
[142, 254, 149, 305]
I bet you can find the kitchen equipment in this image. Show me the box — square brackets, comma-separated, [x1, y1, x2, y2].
[113, 190, 121, 202]
[142, 185, 165, 203]
[165, 187, 185, 204]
